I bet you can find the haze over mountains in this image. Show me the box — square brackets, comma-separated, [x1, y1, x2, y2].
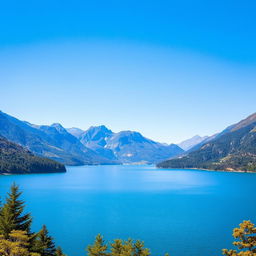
[0, 111, 183, 166]
[178, 135, 209, 151]
[158, 112, 256, 172]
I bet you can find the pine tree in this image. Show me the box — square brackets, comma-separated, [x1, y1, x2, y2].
[110, 238, 133, 256]
[55, 246, 66, 256]
[0, 230, 40, 256]
[0, 183, 32, 238]
[87, 234, 109, 256]
[133, 240, 150, 256]
[122, 239, 134, 256]
[223, 220, 256, 256]
[33, 225, 56, 256]
[111, 239, 123, 256]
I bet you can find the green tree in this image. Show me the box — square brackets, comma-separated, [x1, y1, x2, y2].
[0, 185, 66, 256]
[121, 239, 134, 256]
[111, 239, 123, 256]
[0, 230, 40, 256]
[223, 220, 256, 256]
[133, 240, 150, 256]
[33, 225, 56, 256]
[87, 234, 109, 256]
[110, 238, 134, 256]
[0, 184, 32, 238]
[91, 237, 151, 256]
[55, 246, 66, 256]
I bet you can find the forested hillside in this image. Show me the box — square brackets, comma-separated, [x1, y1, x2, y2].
[0, 136, 66, 174]
[158, 113, 256, 172]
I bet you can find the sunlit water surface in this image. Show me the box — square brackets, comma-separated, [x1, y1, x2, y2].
[1, 165, 256, 256]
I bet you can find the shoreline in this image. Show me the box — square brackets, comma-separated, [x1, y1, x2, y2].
[156, 166, 256, 173]
[0, 170, 66, 176]
[1, 165, 255, 175]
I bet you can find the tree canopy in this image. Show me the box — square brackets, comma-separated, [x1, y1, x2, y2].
[223, 220, 256, 256]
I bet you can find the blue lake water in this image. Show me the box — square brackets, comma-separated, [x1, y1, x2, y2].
[0, 165, 256, 256]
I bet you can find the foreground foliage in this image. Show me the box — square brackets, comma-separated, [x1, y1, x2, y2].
[87, 234, 150, 256]
[223, 220, 256, 256]
[0, 184, 255, 256]
[0, 184, 32, 239]
[0, 184, 65, 256]
[0, 230, 39, 256]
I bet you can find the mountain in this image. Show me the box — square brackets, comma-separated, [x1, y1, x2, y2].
[178, 135, 208, 151]
[74, 125, 119, 161]
[0, 136, 66, 174]
[0, 110, 183, 165]
[105, 130, 183, 164]
[66, 127, 84, 138]
[68, 125, 184, 164]
[79, 125, 113, 147]
[184, 133, 219, 154]
[157, 113, 256, 172]
[0, 111, 115, 165]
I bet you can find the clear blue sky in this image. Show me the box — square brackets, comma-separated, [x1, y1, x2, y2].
[0, 0, 256, 143]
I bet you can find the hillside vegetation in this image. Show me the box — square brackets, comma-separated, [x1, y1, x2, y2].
[0, 185, 254, 256]
[158, 113, 256, 172]
[0, 136, 66, 174]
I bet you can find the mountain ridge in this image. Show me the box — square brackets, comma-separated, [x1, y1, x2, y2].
[178, 135, 209, 151]
[0, 135, 66, 174]
[0, 111, 116, 165]
[68, 125, 184, 164]
[157, 112, 256, 172]
[0, 111, 183, 165]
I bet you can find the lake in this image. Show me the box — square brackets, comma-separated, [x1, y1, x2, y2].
[0, 165, 256, 256]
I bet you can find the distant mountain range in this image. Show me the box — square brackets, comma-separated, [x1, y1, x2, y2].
[68, 125, 117, 162]
[157, 113, 256, 172]
[0, 135, 66, 174]
[68, 126, 183, 164]
[0, 111, 183, 166]
[0, 111, 113, 165]
[178, 135, 209, 151]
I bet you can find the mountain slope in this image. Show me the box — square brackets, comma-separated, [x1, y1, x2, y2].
[76, 126, 119, 161]
[68, 126, 184, 164]
[0, 111, 114, 165]
[0, 136, 66, 174]
[157, 113, 256, 172]
[185, 133, 219, 154]
[0, 110, 183, 166]
[66, 127, 85, 138]
[105, 130, 183, 164]
[178, 135, 208, 151]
